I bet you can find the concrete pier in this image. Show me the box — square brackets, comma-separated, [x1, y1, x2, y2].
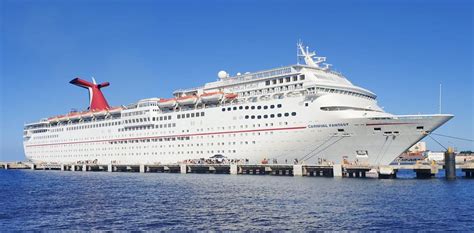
[293, 165, 304, 176]
[180, 164, 187, 174]
[230, 164, 238, 175]
[4, 157, 473, 180]
[378, 166, 397, 179]
[413, 163, 438, 179]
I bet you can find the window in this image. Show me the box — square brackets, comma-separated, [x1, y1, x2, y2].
[251, 106, 255, 110]
[285, 77, 290, 82]
[291, 112, 296, 116]
[233, 107, 237, 110]
[263, 115, 268, 119]
[416, 126, 424, 130]
[245, 106, 249, 110]
[257, 106, 262, 110]
[293, 76, 297, 81]
[300, 75, 305, 80]
[245, 115, 249, 119]
[270, 105, 275, 109]
[251, 115, 255, 119]
[265, 80, 270, 86]
[277, 104, 282, 108]
[239, 106, 243, 110]
[270, 114, 275, 118]
[284, 113, 289, 117]
[279, 78, 283, 83]
[227, 107, 231, 111]
[191, 113, 195, 117]
[222, 108, 226, 112]
[272, 80, 277, 84]
[277, 113, 282, 117]
[374, 128, 381, 131]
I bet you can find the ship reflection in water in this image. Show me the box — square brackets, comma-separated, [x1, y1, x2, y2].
[1, 170, 472, 231]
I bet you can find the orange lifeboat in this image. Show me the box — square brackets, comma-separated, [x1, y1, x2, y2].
[158, 98, 177, 108]
[200, 92, 223, 103]
[67, 111, 81, 120]
[224, 93, 238, 100]
[177, 95, 198, 106]
[108, 107, 123, 114]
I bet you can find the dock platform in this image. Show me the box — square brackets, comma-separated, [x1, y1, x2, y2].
[2, 161, 474, 179]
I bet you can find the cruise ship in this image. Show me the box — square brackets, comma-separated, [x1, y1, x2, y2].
[23, 43, 453, 166]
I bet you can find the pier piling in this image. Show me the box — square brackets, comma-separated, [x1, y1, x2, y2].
[444, 147, 456, 180]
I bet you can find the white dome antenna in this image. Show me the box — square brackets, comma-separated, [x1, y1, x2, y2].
[218, 70, 228, 79]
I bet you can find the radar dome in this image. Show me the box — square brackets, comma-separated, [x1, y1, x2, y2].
[218, 71, 228, 79]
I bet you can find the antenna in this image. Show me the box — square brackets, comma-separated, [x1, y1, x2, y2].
[296, 40, 300, 65]
[439, 84, 442, 114]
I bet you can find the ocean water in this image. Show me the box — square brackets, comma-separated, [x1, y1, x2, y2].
[0, 170, 472, 231]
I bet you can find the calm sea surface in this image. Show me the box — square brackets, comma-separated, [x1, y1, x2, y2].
[0, 169, 472, 231]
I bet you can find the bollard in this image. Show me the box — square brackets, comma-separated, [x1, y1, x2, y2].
[445, 147, 456, 180]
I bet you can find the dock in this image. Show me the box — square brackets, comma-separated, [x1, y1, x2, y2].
[2, 161, 473, 179]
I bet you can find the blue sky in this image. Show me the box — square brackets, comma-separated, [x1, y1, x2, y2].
[1, 0, 472, 161]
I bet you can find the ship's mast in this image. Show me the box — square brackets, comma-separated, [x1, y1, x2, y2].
[297, 42, 327, 68]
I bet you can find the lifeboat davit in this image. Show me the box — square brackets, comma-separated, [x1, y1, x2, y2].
[177, 95, 198, 106]
[200, 92, 223, 103]
[158, 98, 177, 108]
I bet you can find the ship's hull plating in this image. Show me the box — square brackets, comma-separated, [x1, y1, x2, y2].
[23, 95, 452, 166]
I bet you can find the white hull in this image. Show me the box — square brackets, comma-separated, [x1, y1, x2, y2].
[23, 43, 453, 166]
[23, 95, 451, 166]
